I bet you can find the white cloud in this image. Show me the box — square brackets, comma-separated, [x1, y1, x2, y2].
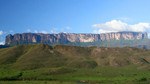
[0, 42, 4, 45]
[34, 30, 38, 33]
[9, 30, 13, 34]
[50, 30, 57, 33]
[0, 30, 3, 35]
[66, 26, 72, 30]
[27, 29, 31, 32]
[41, 31, 48, 34]
[93, 20, 150, 34]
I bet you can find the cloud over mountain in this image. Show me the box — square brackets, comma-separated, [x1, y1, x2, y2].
[0, 42, 4, 45]
[93, 20, 150, 34]
[41, 31, 48, 34]
[0, 31, 3, 36]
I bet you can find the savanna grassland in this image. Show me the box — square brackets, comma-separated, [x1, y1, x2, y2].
[0, 44, 150, 84]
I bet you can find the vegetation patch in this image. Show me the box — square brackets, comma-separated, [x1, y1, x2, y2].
[43, 67, 76, 75]
[0, 44, 150, 83]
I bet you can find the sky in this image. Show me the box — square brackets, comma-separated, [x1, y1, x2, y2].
[1, 0, 150, 44]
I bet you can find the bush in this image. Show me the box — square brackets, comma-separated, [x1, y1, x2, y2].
[140, 77, 147, 81]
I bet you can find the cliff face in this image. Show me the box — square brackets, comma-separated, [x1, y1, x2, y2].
[5, 32, 148, 45]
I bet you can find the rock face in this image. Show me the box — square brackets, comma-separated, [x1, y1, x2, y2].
[5, 32, 148, 45]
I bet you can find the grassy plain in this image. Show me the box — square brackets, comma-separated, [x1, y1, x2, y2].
[0, 66, 150, 84]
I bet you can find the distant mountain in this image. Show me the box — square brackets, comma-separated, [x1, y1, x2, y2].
[0, 44, 150, 70]
[5, 32, 147, 46]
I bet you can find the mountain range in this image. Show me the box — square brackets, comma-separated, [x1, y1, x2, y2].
[5, 32, 147, 46]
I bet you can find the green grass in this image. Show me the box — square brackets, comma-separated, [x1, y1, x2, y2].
[1, 44, 150, 70]
[0, 66, 150, 83]
[1, 44, 150, 83]
[0, 81, 79, 84]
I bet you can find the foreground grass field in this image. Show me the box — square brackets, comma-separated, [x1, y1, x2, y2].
[0, 81, 149, 84]
[0, 81, 80, 84]
[0, 66, 150, 84]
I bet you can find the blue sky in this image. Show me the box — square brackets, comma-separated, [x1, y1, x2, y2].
[1, 0, 150, 44]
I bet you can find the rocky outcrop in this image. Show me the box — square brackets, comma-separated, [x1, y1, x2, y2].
[5, 32, 148, 45]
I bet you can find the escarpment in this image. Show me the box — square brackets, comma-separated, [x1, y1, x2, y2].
[5, 32, 147, 45]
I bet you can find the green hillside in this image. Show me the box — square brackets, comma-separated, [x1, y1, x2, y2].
[1, 44, 150, 70]
[1, 44, 150, 83]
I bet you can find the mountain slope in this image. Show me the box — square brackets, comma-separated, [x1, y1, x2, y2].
[0, 44, 150, 70]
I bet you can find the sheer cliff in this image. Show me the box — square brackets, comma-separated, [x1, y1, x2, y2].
[5, 32, 147, 45]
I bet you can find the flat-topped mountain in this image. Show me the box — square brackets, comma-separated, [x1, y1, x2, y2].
[5, 32, 147, 46]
